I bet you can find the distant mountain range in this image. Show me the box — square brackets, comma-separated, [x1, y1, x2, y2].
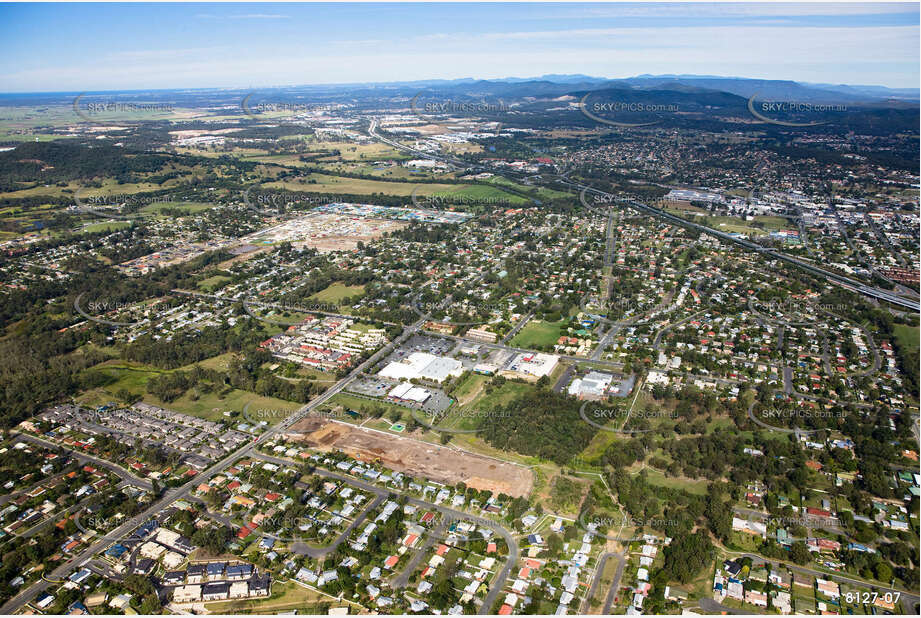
[0, 73, 916, 108]
[414, 74, 919, 104]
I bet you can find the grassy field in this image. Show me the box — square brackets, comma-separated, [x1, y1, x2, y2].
[509, 319, 565, 348]
[461, 379, 536, 412]
[452, 373, 489, 407]
[309, 140, 406, 162]
[548, 475, 589, 514]
[308, 282, 365, 305]
[682, 213, 792, 237]
[318, 162, 444, 181]
[139, 201, 214, 215]
[326, 392, 408, 421]
[726, 530, 764, 553]
[266, 173, 522, 203]
[485, 176, 574, 200]
[894, 324, 919, 353]
[580, 430, 627, 462]
[428, 182, 530, 205]
[82, 220, 133, 233]
[76, 359, 302, 422]
[184, 352, 237, 372]
[204, 580, 347, 614]
[630, 464, 709, 496]
[266, 174, 455, 197]
[647, 467, 709, 496]
[197, 274, 233, 291]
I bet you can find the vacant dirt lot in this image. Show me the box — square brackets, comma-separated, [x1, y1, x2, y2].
[286, 417, 532, 498]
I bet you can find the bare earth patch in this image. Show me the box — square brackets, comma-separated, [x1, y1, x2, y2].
[285, 417, 533, 497]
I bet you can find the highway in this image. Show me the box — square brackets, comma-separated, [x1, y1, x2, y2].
[369, 118, 918, 312]
[4, 118, 912, 614]
[579, 182, 918, 313]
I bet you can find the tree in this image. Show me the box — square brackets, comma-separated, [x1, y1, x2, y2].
[661, 531, 714, 583]
[874, 561, 893, 583]
[790, 541, 811, 565]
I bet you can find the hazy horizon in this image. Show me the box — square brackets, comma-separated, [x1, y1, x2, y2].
[1, 70, 919, 97]
[1, 2, 919, 92]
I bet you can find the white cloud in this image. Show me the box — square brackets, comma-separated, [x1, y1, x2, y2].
[1, 22, 916, 90]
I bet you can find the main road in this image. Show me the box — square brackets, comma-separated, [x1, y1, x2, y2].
[1, 311, 432, 614]
[253, 451, 519, 615]
[722, 551, 920, 613]
[369, 118, 918, 312]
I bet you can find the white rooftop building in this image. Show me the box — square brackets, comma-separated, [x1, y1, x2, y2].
[378, 352, 464, 383]
[569, 371, 613, 400]
[501, 352, 559, 381]
[387, 382, 431, 403]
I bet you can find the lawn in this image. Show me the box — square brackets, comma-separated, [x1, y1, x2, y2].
[77, 359, 302, 422]
[893, 324, 919, 353]
[266, 174, 459, 197]
[326, 392, 408, 420]
[308, 282, 365, 305]
[82, 220, 132, 233]
[267, 173, 521, 203]
[462, 379, 536, 413]
[509, 319, 566, 348]
[197, 274, 232, 291]
[139, 201, 214, 215]
[632, 464, 709, 496]
[204, 580, 345, 614]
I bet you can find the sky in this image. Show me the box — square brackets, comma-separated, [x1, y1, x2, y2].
[0, 2, 918, 92]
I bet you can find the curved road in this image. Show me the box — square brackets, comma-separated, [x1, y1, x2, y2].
[253, 451, 519, 614]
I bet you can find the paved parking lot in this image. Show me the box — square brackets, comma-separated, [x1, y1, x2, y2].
[345, 378, 454, 414]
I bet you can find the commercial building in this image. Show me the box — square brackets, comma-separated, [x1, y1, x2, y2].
[466, 327, 498, 343]
[378, 352, 464, 383]
[500, 352, 559, 382]
[568, 371, 613, 400]
[387, 382, 432, 404]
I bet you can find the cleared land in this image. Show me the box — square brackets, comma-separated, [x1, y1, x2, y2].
[509, 319, 565, 348]
[309, 282, 365, 305]
[285, 416, 533, 497]
[266, 174, 523, 203]
[894, 324, 919, 353]
[76, 360, 302, 422]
